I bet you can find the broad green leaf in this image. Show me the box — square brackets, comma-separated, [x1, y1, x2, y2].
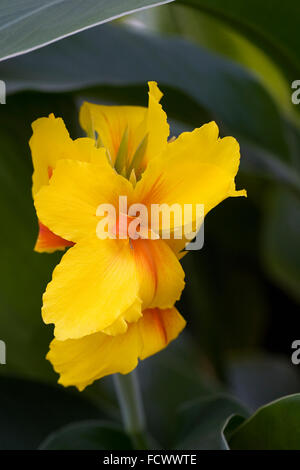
[0, 375, 103, 450]
[0, 0, 174, 61]
[179, 0, 300, 83]
[40, 421, 133, 450]
[262, 187, 300, 302]
[222, 414, 245, 445]
[2, 24, 298, 191]
[175, 394, 249, 450]
[228, 394, 300, 450]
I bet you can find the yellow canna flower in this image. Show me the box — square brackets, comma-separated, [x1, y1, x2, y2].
[48, 307, 186, 391]
[30, 82, 246, 390]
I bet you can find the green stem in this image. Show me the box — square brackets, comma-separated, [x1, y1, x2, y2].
[113, 370, 148, 449]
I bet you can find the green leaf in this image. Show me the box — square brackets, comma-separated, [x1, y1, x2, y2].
[2, 24, 298, 191]
[175, 394, 249, 450]
[262, 187, 300, 302]
[0, 375, 103, 450]
[179, 0, 300, 82]
[223, 414, 245, 444]
[228, 394, 300, 450]
[0, 0, 174, 61]
[40, 421, 133, 450]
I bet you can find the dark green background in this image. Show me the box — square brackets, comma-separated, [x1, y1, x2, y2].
[0, 0, 300, 450]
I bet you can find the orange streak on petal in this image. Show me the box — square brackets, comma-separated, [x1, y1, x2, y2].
[34, 167, 74, 253]
[132, 239, 158, 306]
[48, 166, 53, 180]
[34, 221, 74, 253]
[133, 239, 158, 290]
[151, 308, 168, 345]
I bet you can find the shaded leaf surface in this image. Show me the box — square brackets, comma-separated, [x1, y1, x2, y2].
[0, 0, 173, 60]
[40, 421, 133, 450]
[229, 394, 300, 450]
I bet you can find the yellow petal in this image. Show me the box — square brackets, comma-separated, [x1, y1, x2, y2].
[30, 114, 72, 195]
[164, 237, 189, 260]
[79, 102, 147, 167]
[135, 81, 169, 171]
[42, 236, 141, 341]
[30, 114, 99, 195]
[102, 299, 142, 336]
[134, 121, 246, 235]
[47, 307, 186, 390]
[79, 82, 169, 175]
[30, 115, 110, 252]
[138, 307, 186, 360]
[34, 158, 132, 244]
[132, 238, 185, 309]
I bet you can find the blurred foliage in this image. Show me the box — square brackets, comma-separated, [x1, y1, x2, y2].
[227, 354, 300, 412]
[175, 394, 249, 449]
[0, 92, 78, 382]
[0, 375, 103, 450]
[179, 0, 300, 88]
[0, 0, 300, 451]
[124, 3, 292, 115]
[262, 187, 300, 302]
